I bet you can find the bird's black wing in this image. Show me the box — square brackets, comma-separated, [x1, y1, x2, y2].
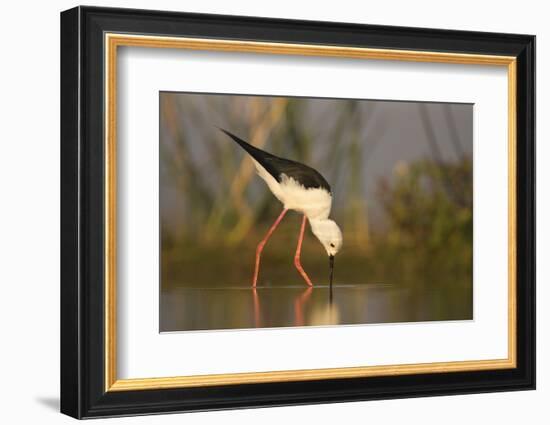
[220, 128, 331, 193]
[263, 156, 331, 193]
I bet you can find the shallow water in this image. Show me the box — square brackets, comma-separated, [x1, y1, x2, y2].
[160, 283, 472, 332]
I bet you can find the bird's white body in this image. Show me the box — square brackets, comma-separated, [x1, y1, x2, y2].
[253, 159, 342, 256]
[253, 159, 332, 219]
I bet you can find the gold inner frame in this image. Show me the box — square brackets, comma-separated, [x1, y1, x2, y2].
[104, 33, 517, 392]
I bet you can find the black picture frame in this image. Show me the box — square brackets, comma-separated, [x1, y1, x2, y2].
[61, 5, 535, 419]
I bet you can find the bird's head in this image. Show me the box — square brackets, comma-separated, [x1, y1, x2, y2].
[309, 219, 343, 257]
[309, 219, 343, 286]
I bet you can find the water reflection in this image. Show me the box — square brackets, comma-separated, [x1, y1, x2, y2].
[160, 283, 472, 332]
[294, 287, 312, 326]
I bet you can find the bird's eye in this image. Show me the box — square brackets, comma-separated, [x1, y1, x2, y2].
[330, 243, 335, 247]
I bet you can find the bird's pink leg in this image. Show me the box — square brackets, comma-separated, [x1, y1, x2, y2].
[253, 208, 288, 287]
[294, 215, 314, 287]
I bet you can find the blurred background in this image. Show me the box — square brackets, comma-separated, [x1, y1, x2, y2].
[159, 92, 473, 331]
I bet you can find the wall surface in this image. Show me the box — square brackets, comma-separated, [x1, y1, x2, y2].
[0, 0, 545, 423]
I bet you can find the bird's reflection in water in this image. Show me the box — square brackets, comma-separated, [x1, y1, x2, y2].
[252, 286, 340, 328]
[252, 288, 261, 328]
[294, 287, 313, 326]
[309, 292, 340, 325]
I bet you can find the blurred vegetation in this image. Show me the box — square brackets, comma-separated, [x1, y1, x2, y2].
[160, 93, 472, 309]
[371, 157, 473, 289]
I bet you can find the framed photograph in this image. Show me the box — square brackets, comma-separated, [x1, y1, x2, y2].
[60, 6, 535, 419]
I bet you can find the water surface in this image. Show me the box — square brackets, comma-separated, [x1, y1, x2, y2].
[160, 283, 472, 332]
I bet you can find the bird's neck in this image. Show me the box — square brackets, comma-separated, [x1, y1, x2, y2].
[308, 218, 333, 239]
[309, 218, 330, 226]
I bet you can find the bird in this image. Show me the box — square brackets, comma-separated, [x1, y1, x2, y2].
[219, 128, 343, 288]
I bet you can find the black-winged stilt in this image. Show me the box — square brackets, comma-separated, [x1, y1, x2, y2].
[220, 129, 343, 288]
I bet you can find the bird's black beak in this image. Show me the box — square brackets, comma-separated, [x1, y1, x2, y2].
[329, 255, 335, 289]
